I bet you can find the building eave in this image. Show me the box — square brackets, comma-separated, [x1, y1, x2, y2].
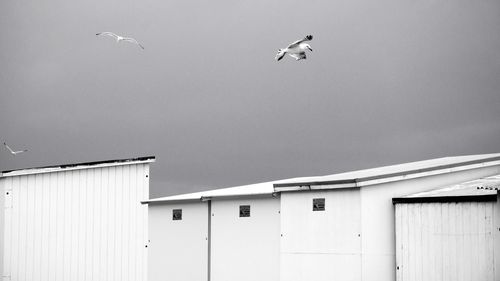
[142, 192, 279, 205]
[392, 194, 497, 204]
[1, 156, 156, 178]
[274, 156, 500, 191]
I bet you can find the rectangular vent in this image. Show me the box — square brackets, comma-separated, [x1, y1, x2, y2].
[239, 205, 251, 217]
[172, 209, 182, 220]
[313, 198, 325, 211]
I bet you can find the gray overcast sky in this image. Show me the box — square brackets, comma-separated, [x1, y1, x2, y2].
[1, 0, 499, 198]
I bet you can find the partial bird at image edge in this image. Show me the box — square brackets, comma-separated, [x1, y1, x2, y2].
[3, 142, 28, 155]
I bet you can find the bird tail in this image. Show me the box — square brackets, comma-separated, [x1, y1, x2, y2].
[275, 49, 286, 61]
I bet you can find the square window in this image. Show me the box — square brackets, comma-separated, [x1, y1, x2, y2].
[172, 209, 182, 220]
[313, 198, 325, 211]
[239, 205, 250, 217]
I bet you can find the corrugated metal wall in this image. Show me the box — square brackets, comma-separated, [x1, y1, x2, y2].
[1, 163, 149, 281]
[395, 202, 496, 281]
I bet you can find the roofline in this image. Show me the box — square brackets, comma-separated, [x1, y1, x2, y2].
[392, 194, 497, 204]
[142, 192, 279, 205]
[274, 156, 500, 190]
[1, 156, 156, 178]
[142, 198, 204, 205]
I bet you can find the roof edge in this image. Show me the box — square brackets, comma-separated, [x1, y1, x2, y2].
[274, 155, 500, 189]
[142, 198, 203, 205]
[142, 192, 278, 205]
[1, 156, 156, 177]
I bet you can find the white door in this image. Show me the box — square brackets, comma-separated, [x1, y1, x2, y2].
[148, 202, 208, 281]
[395, 202, 495, 281]
[280, 189, 362, 281]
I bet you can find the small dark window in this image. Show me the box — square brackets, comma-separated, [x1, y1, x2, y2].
[313, 198, 325, 211]
[173, 209, 182, 220]
[239, 205, 250, 217]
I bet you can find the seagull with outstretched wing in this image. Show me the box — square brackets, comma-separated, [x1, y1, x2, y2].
[3, 142, 27, 155]
[275, 35, 313, 61]
[96, 32, 145, 50]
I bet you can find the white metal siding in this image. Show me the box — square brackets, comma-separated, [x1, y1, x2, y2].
[395, 202, 496, 281]
[211, 197, 281, 281]
[495, 196, 500, 281]
[280, 189, 361, 281]
[1, 163, 149, 281]
[0, 179, 5, 279]
[148, 202, 208, 281]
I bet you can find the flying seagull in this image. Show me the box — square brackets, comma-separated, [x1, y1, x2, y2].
[3, 142, 27, 155]
[275, 35, 313, 61]
[96, 32, 145, 50]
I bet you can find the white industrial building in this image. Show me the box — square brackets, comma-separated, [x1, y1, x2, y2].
[144, 153, 500, 281]
[0, 156, 154, 281]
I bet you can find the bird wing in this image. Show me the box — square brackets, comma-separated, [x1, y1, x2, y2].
[96, 32, 119, 39]
[290, 52, 306, 60]
[275, 49, 286, 61]
[3, 143, 14, 153]
[122, 37, 145, 49]
[287, 35, 313, 49]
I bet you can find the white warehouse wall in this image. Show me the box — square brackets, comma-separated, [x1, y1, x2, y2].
[211, 197, 281, 281]
[148, 202, 208, 281]
[1, 163, 150, 281]
[280, 189, 361, 281]
[359, 164, 500, 281]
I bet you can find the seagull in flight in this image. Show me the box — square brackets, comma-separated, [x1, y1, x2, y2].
[3, 142, 28, 155]
[275, 35, 313, 61]
[96, 32, 145, 50]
